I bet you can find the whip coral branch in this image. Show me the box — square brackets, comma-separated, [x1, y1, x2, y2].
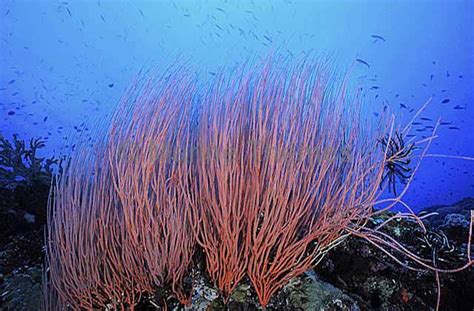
[46, 67, 197, 309]
[190, 68, 254, 300]
[190, 57, 387, 306]
[107, 69, 197, 304]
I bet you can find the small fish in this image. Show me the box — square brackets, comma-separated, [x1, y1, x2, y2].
[420, 117, 432, 121]
[448, 127, 460, 130]
[67, 7, 72, 16]
[453, 105, 465, 110]
[371, 34, 386, 42]
[108, 83, 114, 88]
[412, 122, 422, 125]
[8, 111, 15, 115]
[400, 103, 407, 109]
[43, 116, 48, 122]
[355, 58, 370, 68]
[446, 71, 450, 77]
[373, 112, 379, 117]
[139, 9, 144, 17]
[370, 86, 379, 90]
[209, 71, 216, 76]
[441, 99, 450, 103]
[439, 122, 451, 125]
[216, 7, 225, 13]
[8, 79, 15, 84]
[430, 74, 434, 81]
[459, 75, 463, 79]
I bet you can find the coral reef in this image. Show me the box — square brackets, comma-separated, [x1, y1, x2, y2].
[0, 165, 472, 310]
[0, 135, 56, 244]
[1, 61, 472, 310]
[315, 205, 474, 311]
[45, 59, 402, 309]
[43, 59, 472, 310]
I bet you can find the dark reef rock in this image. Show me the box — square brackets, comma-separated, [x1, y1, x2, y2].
[0, 265, 43, 311]
[420, 197, 474, 245]
[151, 269, 359, 311]
[0, 135, 54, 310]
[0, 135, 56, 245]
[419, 198, 473, 228]
[0, 228, 44, 276]
[0, 227, 44, 311]
[0, 182, 50, 245]
[315, 199, 474, 311]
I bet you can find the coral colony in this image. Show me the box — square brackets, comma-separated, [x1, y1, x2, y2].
[44, 58, 473, 310]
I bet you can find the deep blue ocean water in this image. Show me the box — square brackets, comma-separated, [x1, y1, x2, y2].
[1, 0, 473, 212]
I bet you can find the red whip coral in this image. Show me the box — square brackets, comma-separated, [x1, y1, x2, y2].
[45, 58, 473, 310]
[191, 58, 387, 306]
[46, 68, 197, 309]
